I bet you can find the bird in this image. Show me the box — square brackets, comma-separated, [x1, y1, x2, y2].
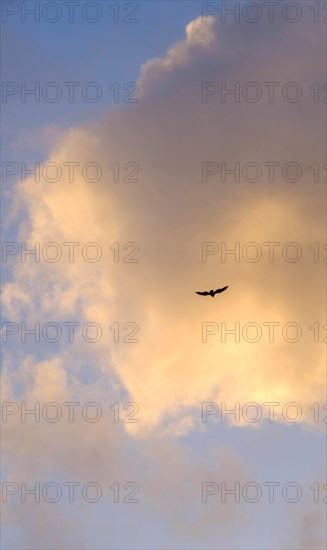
[195, 286, 228, 297]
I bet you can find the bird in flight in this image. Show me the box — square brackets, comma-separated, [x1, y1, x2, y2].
[195, 286, 228, 297]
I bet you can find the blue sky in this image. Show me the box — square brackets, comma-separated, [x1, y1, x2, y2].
[1, 2, 326, 549]
[1, 1, 203, 157]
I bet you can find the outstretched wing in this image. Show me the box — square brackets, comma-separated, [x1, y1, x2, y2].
[195, 291, 210, 296]
[214, 286, 228, 294]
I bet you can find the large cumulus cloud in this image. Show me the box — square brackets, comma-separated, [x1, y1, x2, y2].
[2, 14, 325, 431]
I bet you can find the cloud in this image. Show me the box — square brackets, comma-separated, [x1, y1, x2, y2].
[138, 15, 217, 92]
[2, 10, 326, 549]
[2, 12, 325, 437]
[283, 480, 327, 550]
[2, 353, 255, 549]
[298, 510, 326, 549]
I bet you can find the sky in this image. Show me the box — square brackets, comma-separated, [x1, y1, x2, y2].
[1, 1, 326, 549]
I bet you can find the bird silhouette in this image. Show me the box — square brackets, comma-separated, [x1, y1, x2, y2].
[195, 286, 228, 297]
